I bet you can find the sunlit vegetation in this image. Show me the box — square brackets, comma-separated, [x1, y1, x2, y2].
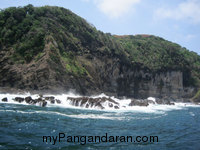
[0, 5, 199, 85]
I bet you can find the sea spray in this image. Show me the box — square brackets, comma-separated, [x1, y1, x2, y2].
[0, 93, 199, 114]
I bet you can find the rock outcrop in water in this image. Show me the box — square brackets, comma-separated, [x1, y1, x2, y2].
[129, 99, 149, 107]
[9, 95, 59, 107]
[67, 97, 119, 109]
[155, 98, 175, 105]
[1, 95, 188, 109]
[2, 97, 7, 102]
[0, 5, 200, 100]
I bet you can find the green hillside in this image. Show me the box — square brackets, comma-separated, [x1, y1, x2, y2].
[0, 5, 199, 97]
[114, 35, 200, 86]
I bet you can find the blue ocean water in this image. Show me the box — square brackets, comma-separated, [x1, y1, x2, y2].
[0, 101, 200, 150]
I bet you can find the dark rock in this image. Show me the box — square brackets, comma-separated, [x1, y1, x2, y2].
[30, 99, 37, 104]
[108, 103, 113, 107]
[2, 97, 8, 102]
[35, 98, 43, 103]
[102, 97, 119, 105]
[182, 99, 191, 103]
[25, 96, 32, 103]
[45, 96, 55, 100]
[50, 99, 55, 104]
[155, 98, 163, 104]
[156, 98, 175, 105]
[86, 104, 89, 108]
[68, 97, 80, 106]
[42, 100, 47, 107]
[67, 96, 117, 109]
[56, 99, 61, 104]
[114, 106, 119, 109]
[165, 100, 171, 105]
[129, 99, 149, 106]
[94, 101, 105, 109]
[163, 97, 172, 105]
[14, 97, 24, 103]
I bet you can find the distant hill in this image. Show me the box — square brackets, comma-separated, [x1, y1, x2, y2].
[0, 5, 199, 99]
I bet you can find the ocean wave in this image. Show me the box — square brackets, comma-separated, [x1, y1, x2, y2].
[0, 93, 199, 114]
[0, 108, 169, 121]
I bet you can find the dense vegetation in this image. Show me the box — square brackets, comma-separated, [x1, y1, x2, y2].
[114, 35, 200, 86]
[0, 5, 200, 86]
[0, 5, 45, 62]
[192, 89, 200, 102]
[114, 35, 200, 70]
[0, 5, 124, 75]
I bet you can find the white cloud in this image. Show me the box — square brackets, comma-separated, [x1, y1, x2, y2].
[96, 0, 141, 18]
[83, 0, 141, 18]
[81, 0, 90, 2]
[154, 0, 200, 24]
[185, 34, 196, 41]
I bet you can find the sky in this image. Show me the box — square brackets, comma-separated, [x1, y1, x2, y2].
[0, 0, 200, 54]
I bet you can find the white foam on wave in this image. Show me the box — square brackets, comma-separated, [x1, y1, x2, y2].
[189, 111, 195, 116]
[0, 109, 124, 120]
[0, 93, 199, 115]
[0, 108, 170, 121]
[147, 97, 156, 102]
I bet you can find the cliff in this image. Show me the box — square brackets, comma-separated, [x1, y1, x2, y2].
[0, 5, 200, 99]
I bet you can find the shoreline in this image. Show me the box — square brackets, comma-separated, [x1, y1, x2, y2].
[0, 93, 199, 112]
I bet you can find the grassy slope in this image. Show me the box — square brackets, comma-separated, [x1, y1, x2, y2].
[113, 35, 200, 87]
[0, 5, 200, 88]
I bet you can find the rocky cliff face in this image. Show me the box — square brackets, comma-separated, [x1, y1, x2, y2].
[115, 70, 195, 99]
[0, 5, 199, 99]
[1, 44, 194, 99]
[86, 60, 195, 99]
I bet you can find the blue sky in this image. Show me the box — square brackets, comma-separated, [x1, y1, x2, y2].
[0, 0, 200, 54]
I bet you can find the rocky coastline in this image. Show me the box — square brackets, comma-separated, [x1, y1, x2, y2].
[1, 94, 198, 110]
[0, 6, 200, 101]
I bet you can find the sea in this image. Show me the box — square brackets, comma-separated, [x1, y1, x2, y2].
[0, 93, 200, 150]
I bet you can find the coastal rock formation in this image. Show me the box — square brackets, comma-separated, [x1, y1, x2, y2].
[4, 95, 60, 107]
[155, 98, 175, 105]
[56, 99, 61, 104]
[2, 97, 8, 102]
[67, 97, 119, 109]
[25, 96, 33, 103]
[0, 5, 199, 100]
[0, 95, 199, 109]
[14, 97, 24, 103]
[129, 99, 149, 107]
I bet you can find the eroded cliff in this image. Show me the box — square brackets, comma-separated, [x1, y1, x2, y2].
[0, 5, 199, 99]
